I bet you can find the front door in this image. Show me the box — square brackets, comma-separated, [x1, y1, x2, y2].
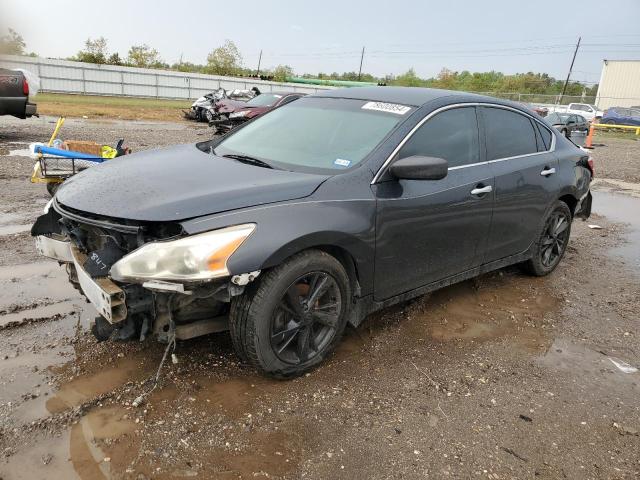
[373, 106, 494, 301]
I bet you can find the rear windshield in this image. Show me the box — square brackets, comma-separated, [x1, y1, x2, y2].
[213, 97, 411, 173]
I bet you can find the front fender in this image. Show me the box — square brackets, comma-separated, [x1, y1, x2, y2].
[180, 198, 377, 295]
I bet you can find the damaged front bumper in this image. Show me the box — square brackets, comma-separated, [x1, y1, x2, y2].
[36, 235, 127, 322]
[34, 233, 242, 342]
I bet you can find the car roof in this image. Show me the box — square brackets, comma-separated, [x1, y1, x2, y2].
[310, 86, 497, 107]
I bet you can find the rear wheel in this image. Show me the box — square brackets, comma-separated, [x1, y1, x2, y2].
[229, 250, 351, 378]
[204, 109, 215, 123]
[523, 201, 572, 276]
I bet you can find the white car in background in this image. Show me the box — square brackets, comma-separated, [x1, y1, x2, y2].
[544, 103, 604, 122]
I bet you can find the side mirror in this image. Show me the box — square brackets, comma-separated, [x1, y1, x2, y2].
[389, 156, 448, 180]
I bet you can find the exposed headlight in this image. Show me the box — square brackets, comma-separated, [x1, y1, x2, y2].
[110, 224, 256, 282]
[229, 110, 248, 118]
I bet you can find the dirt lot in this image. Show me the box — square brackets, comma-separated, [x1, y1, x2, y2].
[1, 115, 639, 479]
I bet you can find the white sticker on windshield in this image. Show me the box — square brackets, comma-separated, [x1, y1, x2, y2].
[334, 158, 351, 168]
[362, 101, 411, 115]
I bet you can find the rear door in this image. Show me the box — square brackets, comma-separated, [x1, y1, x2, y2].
[373, 106, 494, 300]
[480, 106, 560, 263]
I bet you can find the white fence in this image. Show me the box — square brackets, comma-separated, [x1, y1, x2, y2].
[0, 54, 333, 100]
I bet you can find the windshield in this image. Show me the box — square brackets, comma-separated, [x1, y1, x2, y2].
[245, 94, 283, 107]
[214, 97, 410, 172]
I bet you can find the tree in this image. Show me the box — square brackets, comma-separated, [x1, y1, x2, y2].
[76, 37, 108, 64]
[272, 65, 293, 82]
[206, 40, 242, 76]
[127, 44, 162, 68]
[393, 69, 423, 87]
[107, 53, 123, 65]
[0, 28, 26, 55]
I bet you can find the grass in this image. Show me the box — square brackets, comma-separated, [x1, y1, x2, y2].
[35, 93, 192, 121]
[593, 130, 640, 141]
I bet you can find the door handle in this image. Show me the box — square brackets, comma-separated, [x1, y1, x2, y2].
[540, 167, 556, 176]
[470, 185, 492, 196]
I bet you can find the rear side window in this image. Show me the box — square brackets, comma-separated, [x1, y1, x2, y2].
[398, 107, 479, 168]
[483, 107, 538, 160]
[535, 122, 552, 151]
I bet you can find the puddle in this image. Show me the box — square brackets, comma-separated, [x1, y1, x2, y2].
[7, 148, 32, 157]
[46, 357, 148, 414]
[3, 405, 137, 480]
[539, 338, 639, 392]
[591, 191, 640, 271]
[0, 223, 32, 235]
[0, 262, 81, 310]
[0, 212, 23, 224]
[0, 300, 78, 327]
[0, 213, 30, 235]
[191, 376, 271, 417]
[338, 273, 559, 357]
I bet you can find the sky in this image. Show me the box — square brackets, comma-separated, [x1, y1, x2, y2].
[2, 0, 640, 84]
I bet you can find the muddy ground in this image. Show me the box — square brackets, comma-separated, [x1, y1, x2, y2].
[0, 116, 639, 479]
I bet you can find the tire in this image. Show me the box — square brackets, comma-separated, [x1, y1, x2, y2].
[522, 201, 572, 277]
[46, 182, 60, 197]
[229, 250, 351, 378]
[204, 109, 214, 123]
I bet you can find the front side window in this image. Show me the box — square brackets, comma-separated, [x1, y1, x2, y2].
[482, 107, 538, 160]
[398, 107, 480, 168]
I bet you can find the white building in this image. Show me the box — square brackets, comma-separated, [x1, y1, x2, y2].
[595, 60, 640, 109]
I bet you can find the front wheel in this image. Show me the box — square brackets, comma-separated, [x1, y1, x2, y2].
[229, 250, 351, 378]
[522, 201, 572, 276]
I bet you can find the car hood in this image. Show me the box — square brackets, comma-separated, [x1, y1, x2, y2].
[56, 144, 329, 222]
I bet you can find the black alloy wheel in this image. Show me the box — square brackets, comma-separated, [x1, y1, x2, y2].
[523, 201, 573, 276]
[229, 250, 351, 378]
[270, 272, 342, 364]
[540, 210, 570, 268]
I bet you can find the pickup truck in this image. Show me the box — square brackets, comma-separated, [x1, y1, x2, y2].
[0, 68, 37, 119]
[544, 103, 603, 122]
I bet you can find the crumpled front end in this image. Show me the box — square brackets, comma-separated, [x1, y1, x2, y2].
[32, 200, 242, 343]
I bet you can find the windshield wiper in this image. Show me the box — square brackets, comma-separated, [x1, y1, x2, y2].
[221, 154, 273, 169]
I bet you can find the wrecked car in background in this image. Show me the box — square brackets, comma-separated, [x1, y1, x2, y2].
[208, 92, 305, 133]
[32, 87, 593, 378]
[185, 87, 259, 122]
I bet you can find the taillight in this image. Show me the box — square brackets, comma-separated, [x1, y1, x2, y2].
[588, 157, 595, 178]
[22, 77, 29, 96]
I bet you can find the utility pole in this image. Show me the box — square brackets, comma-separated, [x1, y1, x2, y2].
[358, 46, 365, 81]
[256, 50, 262, 77]
[559, 37, 581, 104]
